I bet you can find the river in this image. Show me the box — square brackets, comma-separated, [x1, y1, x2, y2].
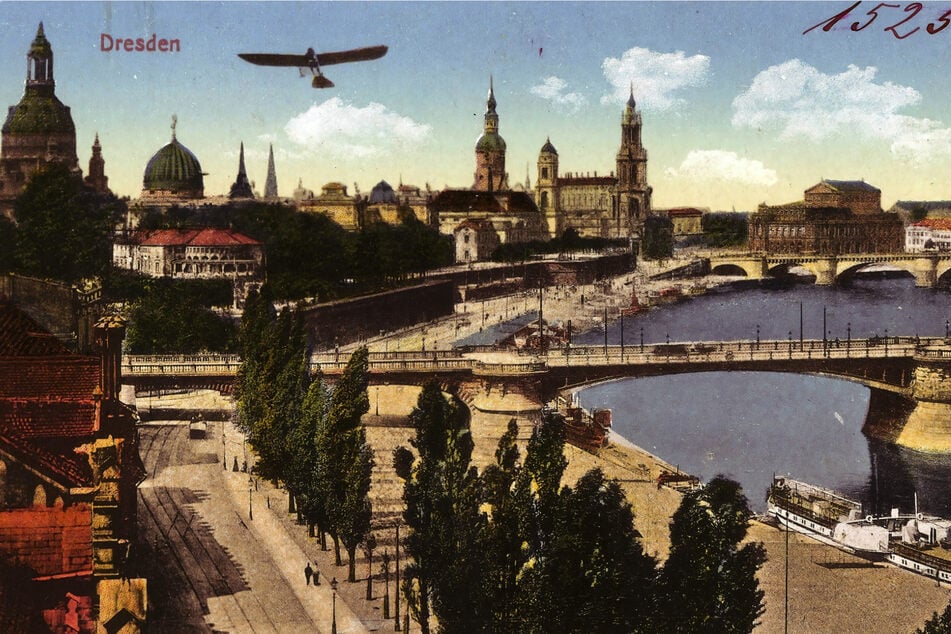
[574, 274, 951, 516]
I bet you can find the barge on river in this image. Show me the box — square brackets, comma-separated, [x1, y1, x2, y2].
[767, 476, 951, 581]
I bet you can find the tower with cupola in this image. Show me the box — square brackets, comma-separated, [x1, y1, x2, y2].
[473, 78, 508, 192]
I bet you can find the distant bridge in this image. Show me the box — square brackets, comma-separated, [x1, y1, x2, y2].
[706, 252, 951, 287]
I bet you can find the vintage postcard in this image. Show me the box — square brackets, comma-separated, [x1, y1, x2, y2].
[1, 1, 950, 632]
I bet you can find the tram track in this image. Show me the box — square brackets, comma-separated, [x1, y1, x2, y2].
[137, 421, 287, 632]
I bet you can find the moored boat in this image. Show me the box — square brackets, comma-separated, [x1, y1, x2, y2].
[767, 476, 951, 579]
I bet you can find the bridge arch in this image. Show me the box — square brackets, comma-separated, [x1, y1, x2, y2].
[709, 263, 748, 277]
[765, 261, 821, 279]
[834, 260, 916, 285]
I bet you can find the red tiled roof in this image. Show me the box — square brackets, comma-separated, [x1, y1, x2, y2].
[132, 227, 261, 247]
[0, 401, 97, 439]
[912, 218, 951, 230]
[0, 303, 72, 356]
[0, 357, 100, 401]
[0, 431, 94, 488]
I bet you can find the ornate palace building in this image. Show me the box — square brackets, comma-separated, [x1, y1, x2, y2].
[534, 86, 651, 240]
[748, 179, 903, 255]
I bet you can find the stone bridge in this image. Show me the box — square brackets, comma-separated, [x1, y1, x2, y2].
[123, 336, 951, 453]
[706, 252, 951, 287]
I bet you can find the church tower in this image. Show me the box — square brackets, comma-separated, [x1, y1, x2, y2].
[0, 23, 80, 217]
[473, 78, 508, 192]
[229, 142, 254, 199]
[84, 134, 109, 195]
[536, 137, 560, 237]
[615, 84, 651, 233]
[264, 144, 278, 198]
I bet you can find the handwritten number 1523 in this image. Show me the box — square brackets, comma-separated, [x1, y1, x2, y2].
[804, 1, 951, 38]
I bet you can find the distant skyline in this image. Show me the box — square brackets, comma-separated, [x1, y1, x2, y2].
[1, 1, 950, 210]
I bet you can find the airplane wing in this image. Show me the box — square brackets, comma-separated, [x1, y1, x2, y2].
[315, 45, 387, 66]
[238, 45, 387, 68]
[238, 53, 309, 67]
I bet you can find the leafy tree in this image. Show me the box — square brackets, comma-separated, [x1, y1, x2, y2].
[14, 163, 122, 282]
[288, 371, 328, 537]
[702, 212, 750, 248]
[919, 602, 951, 634]
[234, 295, 309, 485]
[911, 206, 929, 222]
[641, 215, 674, 260]
[398, 381, 481, 634]
[657, 475, 766, 634]
[124, 282, 237, 353]
[550, 469, 656, 633]
[477, 419, 524, 632]
[315, 346, 374, 580]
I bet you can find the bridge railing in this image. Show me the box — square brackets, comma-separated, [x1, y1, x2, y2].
[543, 338, 928, 367]
[123, 354, 242, 376]
[312, 358, 474, 373]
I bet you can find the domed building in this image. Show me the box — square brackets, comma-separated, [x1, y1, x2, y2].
[140, 117, 204, 201]
[0, 23, 81, 218]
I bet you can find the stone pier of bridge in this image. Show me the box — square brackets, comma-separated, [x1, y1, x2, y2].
[895, 345, 951, 452]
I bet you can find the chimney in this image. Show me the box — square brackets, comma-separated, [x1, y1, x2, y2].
[94, 315, 127, 402]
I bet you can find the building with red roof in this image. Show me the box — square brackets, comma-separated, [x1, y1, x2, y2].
[906, 218, 951, 252]
[113, 227, 265, 307]
[0, 303, 146, 631]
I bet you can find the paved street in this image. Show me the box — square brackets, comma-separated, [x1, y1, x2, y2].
[135, 420, 361, 633]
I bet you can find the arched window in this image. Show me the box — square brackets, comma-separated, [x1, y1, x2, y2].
[540, 192, 549, 209]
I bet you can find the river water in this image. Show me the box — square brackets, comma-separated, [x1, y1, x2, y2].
[574, 275, 951, 516]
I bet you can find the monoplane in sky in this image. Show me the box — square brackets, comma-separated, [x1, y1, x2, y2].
[238, 44, 387, 88]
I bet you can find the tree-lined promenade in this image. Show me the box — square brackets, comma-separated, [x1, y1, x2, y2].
[234, 289, 770, 633]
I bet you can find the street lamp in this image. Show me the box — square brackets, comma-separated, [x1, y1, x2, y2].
[248, 488, 253, 521]
[884, 328, 889, 355]
[756, 324, 760, 350]
[847, 322, 851, 353]
[788, 330, 792, 359]
[331, 577, 338, 634]
[640, 326, 644, 352]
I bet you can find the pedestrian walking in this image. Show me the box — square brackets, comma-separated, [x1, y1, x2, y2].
[313, 564, 321, 586]
[305, 562, 313, 585]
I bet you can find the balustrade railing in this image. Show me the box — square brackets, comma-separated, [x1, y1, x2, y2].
[122, 336, 948, 378]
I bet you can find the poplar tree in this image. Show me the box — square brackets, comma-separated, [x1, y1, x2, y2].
[315, 346, 374, 579]
[290, 372, 329, 537]
[398, 381, 481, 634]
[234, 295, 309, 485]
[657, 475, 766, 634]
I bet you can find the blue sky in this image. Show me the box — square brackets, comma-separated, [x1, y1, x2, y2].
[1, 1, 950, 210]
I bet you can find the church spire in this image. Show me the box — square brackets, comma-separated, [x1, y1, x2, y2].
[85, 133, 109, 194]
[264, 144, 278, 198]
[229, 142, 254, 199]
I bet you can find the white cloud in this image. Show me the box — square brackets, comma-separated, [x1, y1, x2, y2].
[601, 47, 710, 111]
[530, 76, 587, 113]
[284, 98, 431, 159]
[665, 150, 778, 187]
[732, 59, 951, 162]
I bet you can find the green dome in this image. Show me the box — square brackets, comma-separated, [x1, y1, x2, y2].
[143, 138, 204, 193]
[476, 132, 506, 152]
[2, 90, 75, 135]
